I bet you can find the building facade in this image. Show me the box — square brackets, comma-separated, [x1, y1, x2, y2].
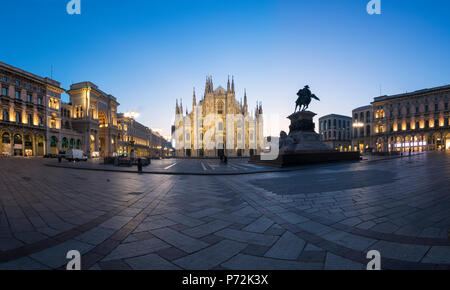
[318, 114, 352, 152]
[352, 84, 450, 153]
[116, 113, 173, 158]
[0, 61, 171, 158]
[1, 61, 64, 157]
[173, 76, 263, 157]
[351, 105, 372, 153]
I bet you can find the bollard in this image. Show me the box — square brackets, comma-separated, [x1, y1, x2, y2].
[137, 158, 143, 173]
[58, 156, 62, 163]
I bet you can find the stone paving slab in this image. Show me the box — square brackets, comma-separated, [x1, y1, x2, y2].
[216, 228, 279, 247]
[29, 239, 94, 268]
[370, 240, 430, 262]
[173, 239, 247, 270]
[125, 254, 181, 270]
[102, 238, 171, 261]
[151, 228, 209, 253]
[324, 253, 365, 270]
[264, 231, 306, 260]
[243, 216, 274, 233]
[182, 220, 232, 238]
[0, 154, 449, 269]
[222, 254, 323, 270]
[0, 256, 50, 270]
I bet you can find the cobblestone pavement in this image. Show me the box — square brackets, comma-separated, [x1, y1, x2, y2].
[0, 152, 449, 269]
[47, 153, 418, 175]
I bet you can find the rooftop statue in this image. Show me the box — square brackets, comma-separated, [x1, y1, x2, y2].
[295, 85, 320, 112]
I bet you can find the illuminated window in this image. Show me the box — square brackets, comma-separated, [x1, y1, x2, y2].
[217, 101, 224, 114]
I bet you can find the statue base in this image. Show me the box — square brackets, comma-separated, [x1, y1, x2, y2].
[249, 110, 360, 167]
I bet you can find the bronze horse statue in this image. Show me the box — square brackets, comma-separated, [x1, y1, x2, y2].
[295, 85, 320, 112]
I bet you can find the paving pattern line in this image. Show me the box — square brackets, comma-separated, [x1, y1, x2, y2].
[78, 178, 175, 269]
[0, 176, 171, 264]
[218, 177, 450, 270]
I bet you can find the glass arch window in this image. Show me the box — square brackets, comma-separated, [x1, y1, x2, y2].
[2, 132, 10, 143]
[62, 137, 68, 149]
[50, 136, 58, 147]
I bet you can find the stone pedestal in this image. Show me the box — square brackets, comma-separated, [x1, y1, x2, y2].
[249, 110, 360, 167]
[280, 111, 334, 153]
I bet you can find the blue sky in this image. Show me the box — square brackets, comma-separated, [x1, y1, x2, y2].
[1, 0, 450, 138]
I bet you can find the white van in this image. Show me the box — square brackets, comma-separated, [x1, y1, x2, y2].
[65, 149, 88, 162]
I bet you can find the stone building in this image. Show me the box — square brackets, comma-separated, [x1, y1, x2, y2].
[173, 76, 263, 157]
[67, 82, 120, 157]
[1, 61, 170, 158]
[318, 114, 352, 152]
[351, 105, 372, 153]
[0, 61, 63, 156]
[352, 84, 450, 153]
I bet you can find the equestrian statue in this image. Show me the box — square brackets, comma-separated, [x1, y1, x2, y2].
[295, 85, 320, 112]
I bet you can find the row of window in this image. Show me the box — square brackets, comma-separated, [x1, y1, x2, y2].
[353, 126, 371, 138]
[353, 111, 371, 122]
[1, 109, 44, 126]
[320, 119, 351, 131]
[1, 86, 44, 104]
[1, 75, 44, 92]
[375, 103, 449, 119]
[60, 137, 82, 149]
[321, 130, 352, 141]
[388, 118, 450, 132]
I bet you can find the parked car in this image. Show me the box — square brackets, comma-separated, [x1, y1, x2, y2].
[65, 149, 88, 162]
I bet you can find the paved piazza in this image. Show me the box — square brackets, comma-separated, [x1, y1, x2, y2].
[0, 153, 449, 270]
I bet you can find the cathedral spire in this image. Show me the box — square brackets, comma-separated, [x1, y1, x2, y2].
[180, 99, 183, 116]
[231, 76, 235, 94]
[244, 89, 247, 105]
[192, 87, 196, 108]
[243, 89, 248, 114]
[209, 75, 214, 93]
[176, 99, 179, 114]
[227, 75, 230, 93]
